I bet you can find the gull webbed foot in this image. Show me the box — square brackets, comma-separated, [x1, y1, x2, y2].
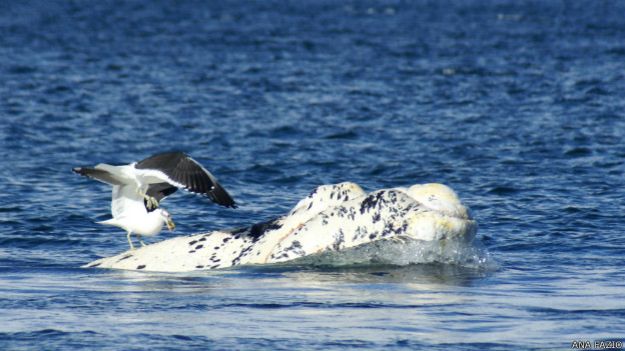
[145, 196, 159, 210]
[135, 188, 159, 210]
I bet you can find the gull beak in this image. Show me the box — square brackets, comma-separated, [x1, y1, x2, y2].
[166, 217, 175, 231]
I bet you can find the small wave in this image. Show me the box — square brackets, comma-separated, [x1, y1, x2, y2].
[290, 238, 497, 270]
[0, 329, 101, 342]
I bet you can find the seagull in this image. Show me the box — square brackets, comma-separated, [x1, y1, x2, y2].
[73, 151, 237, 249]
[96, 187, 176, 250]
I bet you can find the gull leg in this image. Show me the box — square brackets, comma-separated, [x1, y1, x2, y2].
[127, 231, 135, 250]
[138, 235, 147, 247]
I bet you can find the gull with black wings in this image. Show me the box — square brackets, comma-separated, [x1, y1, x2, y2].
[73, 151, 237, 249]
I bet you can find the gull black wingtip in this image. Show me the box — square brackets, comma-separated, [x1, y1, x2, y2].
[77, 152, 238, 210]
[73, 167, 94, 177]
[208, 195, 237, 209]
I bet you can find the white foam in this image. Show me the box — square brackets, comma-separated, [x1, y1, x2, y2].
[289, 238, 497, 270]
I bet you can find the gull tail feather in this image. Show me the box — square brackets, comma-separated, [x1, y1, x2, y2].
[97, 218, 120, 227]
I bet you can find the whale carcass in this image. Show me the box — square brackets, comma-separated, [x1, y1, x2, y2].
[84, 182, 477, 272]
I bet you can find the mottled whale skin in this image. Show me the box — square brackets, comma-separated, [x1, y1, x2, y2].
[84, 182, 477, 272]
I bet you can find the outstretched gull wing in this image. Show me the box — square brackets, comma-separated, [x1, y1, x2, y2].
[73, 167, 146, 218]
[73, 167, 125, 186]
[135, 152, 236, 208]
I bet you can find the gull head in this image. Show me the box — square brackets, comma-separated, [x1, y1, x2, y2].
[157, 208, 176, 231]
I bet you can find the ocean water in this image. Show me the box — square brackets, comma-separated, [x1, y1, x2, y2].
[1, 1, 625, 350]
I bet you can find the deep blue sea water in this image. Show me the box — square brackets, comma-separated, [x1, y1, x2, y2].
[1, 1, 625, 350]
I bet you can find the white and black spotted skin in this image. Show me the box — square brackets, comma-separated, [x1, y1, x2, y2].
[84, 182, 477, 272]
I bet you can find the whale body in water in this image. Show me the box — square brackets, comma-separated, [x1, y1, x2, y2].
[84, 182, 477, 272]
